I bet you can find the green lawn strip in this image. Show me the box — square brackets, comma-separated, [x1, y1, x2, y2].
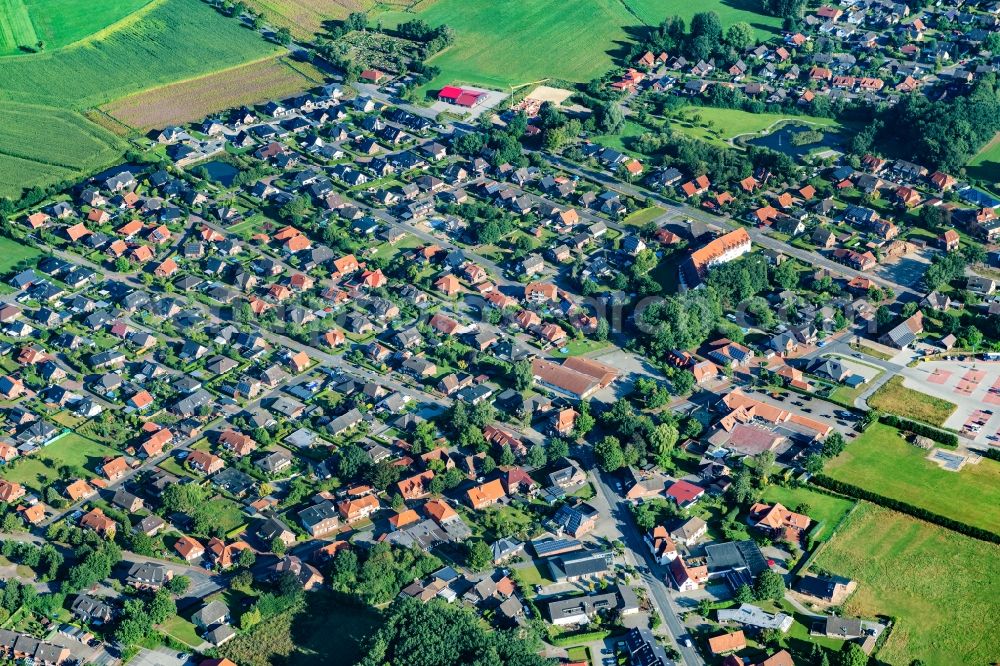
[825, 423, 1000, 534]
[867, 375, 956, 426]
[760, 485, 854, 544]
[1, 433, 118, 494]
[812, 502, 1000, 666]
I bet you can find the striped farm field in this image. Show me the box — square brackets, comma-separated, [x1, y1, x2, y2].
[0, 0, 37, 54]
[0, 0, 282, 199]
[104, 55, 325, 131]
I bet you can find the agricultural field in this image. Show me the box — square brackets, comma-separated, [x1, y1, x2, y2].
[824, 423, 1000, 534]
[375, 0, 781, 93]
[0, 432, 118, 495]
[103, 55, 324, 131]
[0, 0, 281, 198]
[245, 0, 374, 39]
[966, 131, 1000, 185]
[1, 0, 153, 55]
[867, 376, 957, 426]
[0, 0, 37, 54]
[812, 503, 1000, 666]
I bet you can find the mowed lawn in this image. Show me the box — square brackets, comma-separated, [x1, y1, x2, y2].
[761, 484, 855, 543]
[0, 236, 41, 274]
[1, 432, 117, 494]
[825, 423, 1000, 534]
[671, 106, 841, 146]
[966, 131, 1000, 184]
[812, 503, 1000, 666]
[0, 0, 279, 198]
[625, 0, 782, 37]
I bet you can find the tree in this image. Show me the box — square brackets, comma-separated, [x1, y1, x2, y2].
[511, 360, 533, 391]
[728, 468, 757, 507]
[804, 453, 825, 474]
[337, 443, 370, 480]
[275, 26, 292, 45]
[838, 642, 870, 666]
[735, 583, 755, 604]
[574, 401, 595, 438]
[466, 540, 492, 571]
[754, 570, 786, 601]
[725, 22, 755, 50]
[527, 444, 546, 469]
[271, 536, 288, 555]
[821, 431, 846, 458]
[167, 575, 190, 595]
[238, 548, 256, 569]
[499, 444, 515, 467]
[595, 435, 626, 472]
[148, 588, 175, 624]
[481, 455, 497, 475]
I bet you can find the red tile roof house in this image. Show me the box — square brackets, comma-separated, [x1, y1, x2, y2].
[665, 480, 704, 508]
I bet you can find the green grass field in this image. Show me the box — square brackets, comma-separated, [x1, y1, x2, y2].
[867, 376, 957, 426]
[622, 206, 666, 227]
[761, 485, 855, 543]
[0, 0, 279, 199]
[0, 0, 37, 54]
[671, 107, 841, 147]
[0, 236, 41, 274]
[824, 423, 1000, 534]
[1, 0, 154, 55]
[1, 432, 118, 494]
[966, 132, 1000, 185]
[812, 503, 1000, 666]
[377, 0, 780, 92]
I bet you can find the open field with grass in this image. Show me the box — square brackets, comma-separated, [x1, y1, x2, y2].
[622, 206, 666, 227]
[19, 0, 153, 53]
[0, 0, 278, 107]
[376, 0, 781, 93]
[812, 503, 1000, 666]
[103, 55, 324, 131]
[378, 0, 636, 91]
[0, 236, 42, 274]
[624, 0, 782, 36]
[0, 0, 280, 199]
[825, 423, 1000, 534]
[761, 484, 854, 543]
[672, 107, 841, 147]
[247, 0, 374, 39]
[1, 432, 118, 494]
[966, 131, 1000, 185]
[868, 376, 957, 426]
[0, 0, 37, 54]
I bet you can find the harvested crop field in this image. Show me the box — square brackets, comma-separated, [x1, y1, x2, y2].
[246, 0, 374, 38]
[104, 55, 325, 131]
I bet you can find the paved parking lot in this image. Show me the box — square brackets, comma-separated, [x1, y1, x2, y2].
[130, 647, 194, 666]
[899, 360, 1000, 443]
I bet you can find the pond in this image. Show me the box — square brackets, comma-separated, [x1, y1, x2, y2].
[747, 123, 844, 160]
[200, 160, 240, 187]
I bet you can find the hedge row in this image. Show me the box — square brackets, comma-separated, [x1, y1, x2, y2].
[984, 448, 1000, 462]
[879, 414, 958, 447]
[549, 630, 610, 647]
[811, 475, 999, 544]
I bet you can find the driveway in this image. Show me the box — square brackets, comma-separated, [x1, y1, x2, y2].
[130, 647, 195, 666]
